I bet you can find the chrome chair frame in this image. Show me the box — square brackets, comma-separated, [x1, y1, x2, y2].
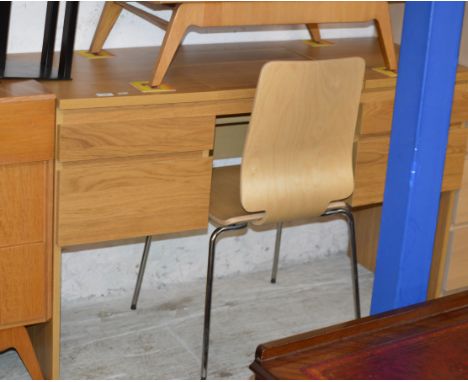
[131, 225, 284, 309]
[131, 235, 153, 310]
[200, 204, 360, 380]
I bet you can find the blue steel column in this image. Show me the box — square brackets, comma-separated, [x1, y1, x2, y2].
[371, 2, 465, 315]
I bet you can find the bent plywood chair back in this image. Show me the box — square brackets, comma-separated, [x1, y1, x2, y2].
[241, 58, 365, 224]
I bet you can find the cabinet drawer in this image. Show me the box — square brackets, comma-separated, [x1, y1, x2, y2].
[454, 155, 468, 224]
[0, 99, 54, 165]
[0, 162, 47, 247]
[352, 128, 467, 207]
[446, 225, 468, 292]
[59, 114, 215, 161]
[58, 154, 212, 246]
[359, 85, 468, 136]
[0, 243, 50, 327]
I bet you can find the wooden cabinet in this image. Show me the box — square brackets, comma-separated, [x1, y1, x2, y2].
[56, 108, 215, 247]
[0, 81, 55, 379]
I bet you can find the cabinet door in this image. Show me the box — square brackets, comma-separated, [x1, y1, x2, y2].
[0, 162, 47, 247]
[0, 243, 50, 327]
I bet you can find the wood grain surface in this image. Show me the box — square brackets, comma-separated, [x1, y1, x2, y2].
[0, 243, 50, 328]
[0, 99, 54, 165]
[446, 225, 468, 291]
[58, 154, 212, 246]
[250, 291, 468, 379]
[59, 115, 215, 161]
[90, 1, 397, 86]
[0, 162, 46, 247]
[241, 58, 365, 224]
[0, 81, 55, 379]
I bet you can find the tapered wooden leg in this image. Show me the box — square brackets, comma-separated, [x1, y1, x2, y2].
[89, 2, 122, 54]
[151, 6, 190, 87]
[0, 326, 44, 380]
[374, 5, 398, 71]
[306, 23, 321, 42]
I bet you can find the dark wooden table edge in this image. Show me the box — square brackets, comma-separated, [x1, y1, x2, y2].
[249, 291, 468, 379]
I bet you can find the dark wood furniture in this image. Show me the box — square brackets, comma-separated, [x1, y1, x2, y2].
[250, 291, 468, 379]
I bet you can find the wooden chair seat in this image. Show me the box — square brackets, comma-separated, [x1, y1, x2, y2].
[209, 165, 349, 227]
[209, 165, 265, 226]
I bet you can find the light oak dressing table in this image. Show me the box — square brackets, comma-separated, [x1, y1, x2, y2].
[2, 38, 468, 379]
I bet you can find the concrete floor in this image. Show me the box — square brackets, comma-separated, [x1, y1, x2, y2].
[0, 253, 373, 380]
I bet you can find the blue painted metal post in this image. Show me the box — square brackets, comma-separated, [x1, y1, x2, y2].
[371, 2, 465, 315]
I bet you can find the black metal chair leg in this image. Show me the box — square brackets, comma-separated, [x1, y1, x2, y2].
[131, 236, 153, 310]
[201, 223, 247, 380]
[40, 2, 59, 78]
[0, 2, 11, 77]
[58, 1, 79, 79]
[323, 205, 361, 319]
[270, 222, 283, 283]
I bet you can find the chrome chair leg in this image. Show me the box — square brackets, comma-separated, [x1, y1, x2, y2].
[270, 222, 283, 283]
[131, 235, 153, 310]
[201, 223, 247, 380]
[323, 205, 361, 319]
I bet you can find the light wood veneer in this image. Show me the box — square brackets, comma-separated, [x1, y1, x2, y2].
[20, 38, 467, 378]
[0, 81, 55, 379]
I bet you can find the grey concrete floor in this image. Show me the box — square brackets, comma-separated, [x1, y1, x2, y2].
[0, 253, 373, 380]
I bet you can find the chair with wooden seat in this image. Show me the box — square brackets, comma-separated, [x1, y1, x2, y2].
[200, 57, 366, 379]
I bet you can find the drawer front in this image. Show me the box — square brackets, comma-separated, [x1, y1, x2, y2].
[359, 85, 468, 136]
[454, 155, 468, 224]
[0, 243, 50, 327]
[58, 154, 212, 246]
[360, 99, 394, 136]
[0, 99, 54, 165]
[59, 113, 215, 161]
[352, 128, 467, 207]
[446, 225, 468, 292]
[0, 162, 47, 247]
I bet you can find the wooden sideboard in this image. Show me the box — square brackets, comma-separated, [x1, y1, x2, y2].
[0, 80, 55, 378]
[1, 38, 466, 378]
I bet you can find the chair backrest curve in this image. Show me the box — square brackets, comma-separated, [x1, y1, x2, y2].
[241, 58, 365, 225]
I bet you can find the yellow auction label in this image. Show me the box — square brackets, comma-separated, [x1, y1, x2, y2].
[77, 50, 114, 59]
[130, 81, 176, 93]
[372, 67, 398, 78]
[304, 40, 334, 47]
